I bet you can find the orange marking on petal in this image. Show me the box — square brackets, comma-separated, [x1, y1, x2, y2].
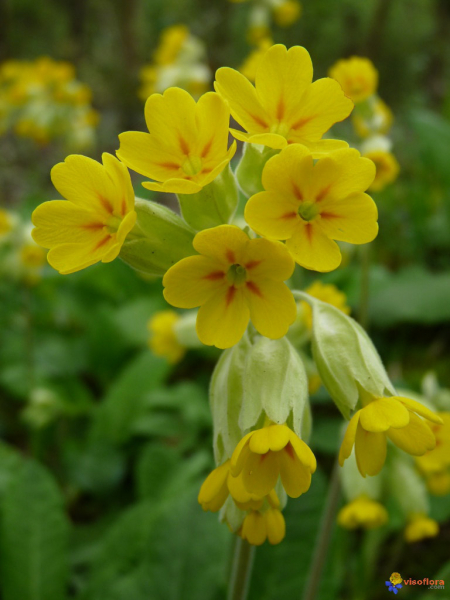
[305, 223, 313, 243]
[316, 185, 331, 202]
[158, 162, 180, 170]
[281, 211, 297, 220]
[93, 235, 110, 251]
[284, 443, 295, 459]
[226, 249, 235, 263]
[293, 184, 303, 201]
[201, 138, 213, 158]
[226, 286, 236, 306]
[245, 260, 261, 270]
[83, 222, 104, 231]
[202, 167, 212, 174]
[179, 136, 190, 155]
[320, 212, 339, 219]
[246, 281, 263, 298]
[249, 114, 269, 128]
[291, 115, 314, 130]
[121, 198, 127, 216]
[276, 97, 285, 120]
[204, 271, 225, 280]
[97, 194, 113, 214]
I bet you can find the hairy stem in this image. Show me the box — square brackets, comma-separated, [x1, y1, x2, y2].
[227, 537, 255, 600]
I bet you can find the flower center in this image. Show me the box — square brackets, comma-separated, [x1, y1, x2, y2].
[105, 214, 122, 234]
[182, 156, 203, 176]
[269, 121, 290, 138]
[226, 264, 247, 287]
[297, 201, 320, 222]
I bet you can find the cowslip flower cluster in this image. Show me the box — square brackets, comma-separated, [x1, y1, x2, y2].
[0, 57, 98, 148]
[139, 25, 211, 101]
[329, 56, 399, 192]
[30, 42, 442, 548]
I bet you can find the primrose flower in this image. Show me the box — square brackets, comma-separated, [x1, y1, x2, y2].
[364, 149, 400, 192]
[425, 471, 450, 496]
[245, 145, 377, 272]
[273, 0, 302, 27]
[302, 281, 350, 329]
[230, 423, 316, 498]
[215, 44, 353, 156]
[0, 209, 13, 237]
[329, 56, 378, 104]
[416, 413, 450, 495]
[32, 153, 136, 275]
[337, 495, 388, 530]
[353, 97, 393, 138]
[404, 514, 439, 543]
[339, 394, 443, 477]
[148, 310, 186, 364]
[240, 508, 286, 545]
[117, 89, 236, 194]
[162, 225, 297, 349]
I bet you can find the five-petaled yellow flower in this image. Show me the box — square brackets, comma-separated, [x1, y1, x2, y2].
[162, 225, 297, 349]
[329, 56, 378, 104]
[364, 149, 400, 192]
[230, 423, 316, 498]
[339, 394, 443, 477]
[214, 44, 353, 156]
[32, 153, 136, 274]
[337, 495, 388, 530]
[117, 88, 236, 194]
[245, 145, 378, 272]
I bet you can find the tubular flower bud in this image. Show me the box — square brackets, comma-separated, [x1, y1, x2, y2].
[215, 44, 353, 156]
[163, 225, 297, 349]
[31, 153, 136, 274]
[404, 514, 439, 543]
[329, 56, 378, 104]
[230, 423, 316, 499]
[117, 89, 236, 194]
[337, 495, 388, 530]
[339, 392, 443, 477]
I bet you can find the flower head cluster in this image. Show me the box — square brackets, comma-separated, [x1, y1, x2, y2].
[0, 57, 98, 147]
[139, 25, 211, 101]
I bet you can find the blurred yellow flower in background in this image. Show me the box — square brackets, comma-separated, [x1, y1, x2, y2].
[302, 281, 350, 329]
[273, 0, 302, 27]
[329, 56, 378, 104]
[364, 149, 400, 192]
[148, 310, 186, 364]
[0, 209, 13, 236]
[353, 97, 393, 138]
[404, 514, 439, 543]
[239, 38, 274, 82]
[337, 495, 388, 529]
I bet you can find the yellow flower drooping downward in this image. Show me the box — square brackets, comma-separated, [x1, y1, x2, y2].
[240, 508, 286, 545]
[163, 225, 297, 349]
[404, 514, 439, 543]
[302, 281, 350, 329]
[215, 44, 353, 156]
[339, 394, 443, 477]
[32, 153, 136, 274]
[245, 145, 378, 272]
[364, 149, 400, 192]
[148, 310, 186, 364]
[117, 89, 236, 194]
[273, 0, 302, 27]
[231, 423, 316, 498]
[329, 56, 378, 104]
[416, 412, 450, 496]
[337, 495, 388, 530]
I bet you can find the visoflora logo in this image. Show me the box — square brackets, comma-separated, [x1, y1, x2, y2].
[386, 573, 446, 593]
[386, 573, 403, 594]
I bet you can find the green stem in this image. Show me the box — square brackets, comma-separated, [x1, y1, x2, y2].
[358, 244, 371, 329]
[303, 461, 341, 600]
[227, 537, 255, 600]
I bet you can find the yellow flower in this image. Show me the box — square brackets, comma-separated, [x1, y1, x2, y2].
[329, 56, 378, 104]
[339, 394, 443, 477]
[0, 209, 12, 236]
[425, 470, 450, 496]
[337, 495, 388, 529]
[148, 310, 186, 364]
[390, 573, 403, 585]
[117, 89, 236, 194]
[416, 413, 450, 474]
[364, 150, 400, 192]
[240, 508, 286, 545]
[302, 281, 350, 329]
[19, 243, 47, 269]
[230, 423, 316, 498]
[153, 25, 189, 66]
[273, 0, 302, 27]
[239, 38, 274, 83]
[353, 98, 393, 138]
[244, 145, 378, 272]
[404, 514, 439, 543]
[162, 225, 297, 349]
[31, 153, 137, 275]
[215, 44, 353, 156]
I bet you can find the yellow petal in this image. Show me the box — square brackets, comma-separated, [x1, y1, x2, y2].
[101, 153, 135, 213]
[359, 398, 410, 433]
[261, 144, 312, 195]
[230, 129, 288, 149]
[387, 412, 436, 456]
[289, 434, 317, 472]
[214, 67, 270, 134]
[355, 422, 387, 477]
[279, 449, 312, 497]
[265, 508, 286, 545]
[245, 192, 299, 240]
[318, 193, 378, 245]
[299, 138, 349, 158]
[197, 142, 237, 188]
[254, 45, 313, 123]
[47, 236, 117, 275]
[241, 511, 267, 546]
[286, 77, 353, 141]
[227, 472, 258, 503]
[195, 92, 231, 162]
[230, 432, 253, 476]
[196, 286, 250, 349]
[397, 397, 444, 425]
[242, 450, 280, 497]
[338, 411, 361, 466]
[249, 425, 290, 454]
[142, 178, 203, 194]
[241, 238, 295, 281]
[193, 224, 248, 266]
[286, 222, 342, 272]
[163, 255, 226, 309]
[198, 461, 230, 512]
[246, 279, 297, 339]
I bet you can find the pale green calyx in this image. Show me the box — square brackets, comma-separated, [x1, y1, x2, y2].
[177, 163, 238, 231]
[119, 198, 196, 276]
[340, 448, 384, 502]
[293, 291, 395, 420]
[209, 333, 310, 464]
[235, 143, 279, 197]
[387, 449, 429, 517]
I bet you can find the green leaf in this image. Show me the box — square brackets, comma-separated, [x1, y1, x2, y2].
[0, 460, 70, 600]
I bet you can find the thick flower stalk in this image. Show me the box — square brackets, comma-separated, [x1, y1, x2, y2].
[163, 225, 297, 349]
[245, 145, 378, 271]
[215, 44, 353, 156]
[339, 393, 443, 477]
[117, 88, 236, 194]
[31, 153, 136, 274]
